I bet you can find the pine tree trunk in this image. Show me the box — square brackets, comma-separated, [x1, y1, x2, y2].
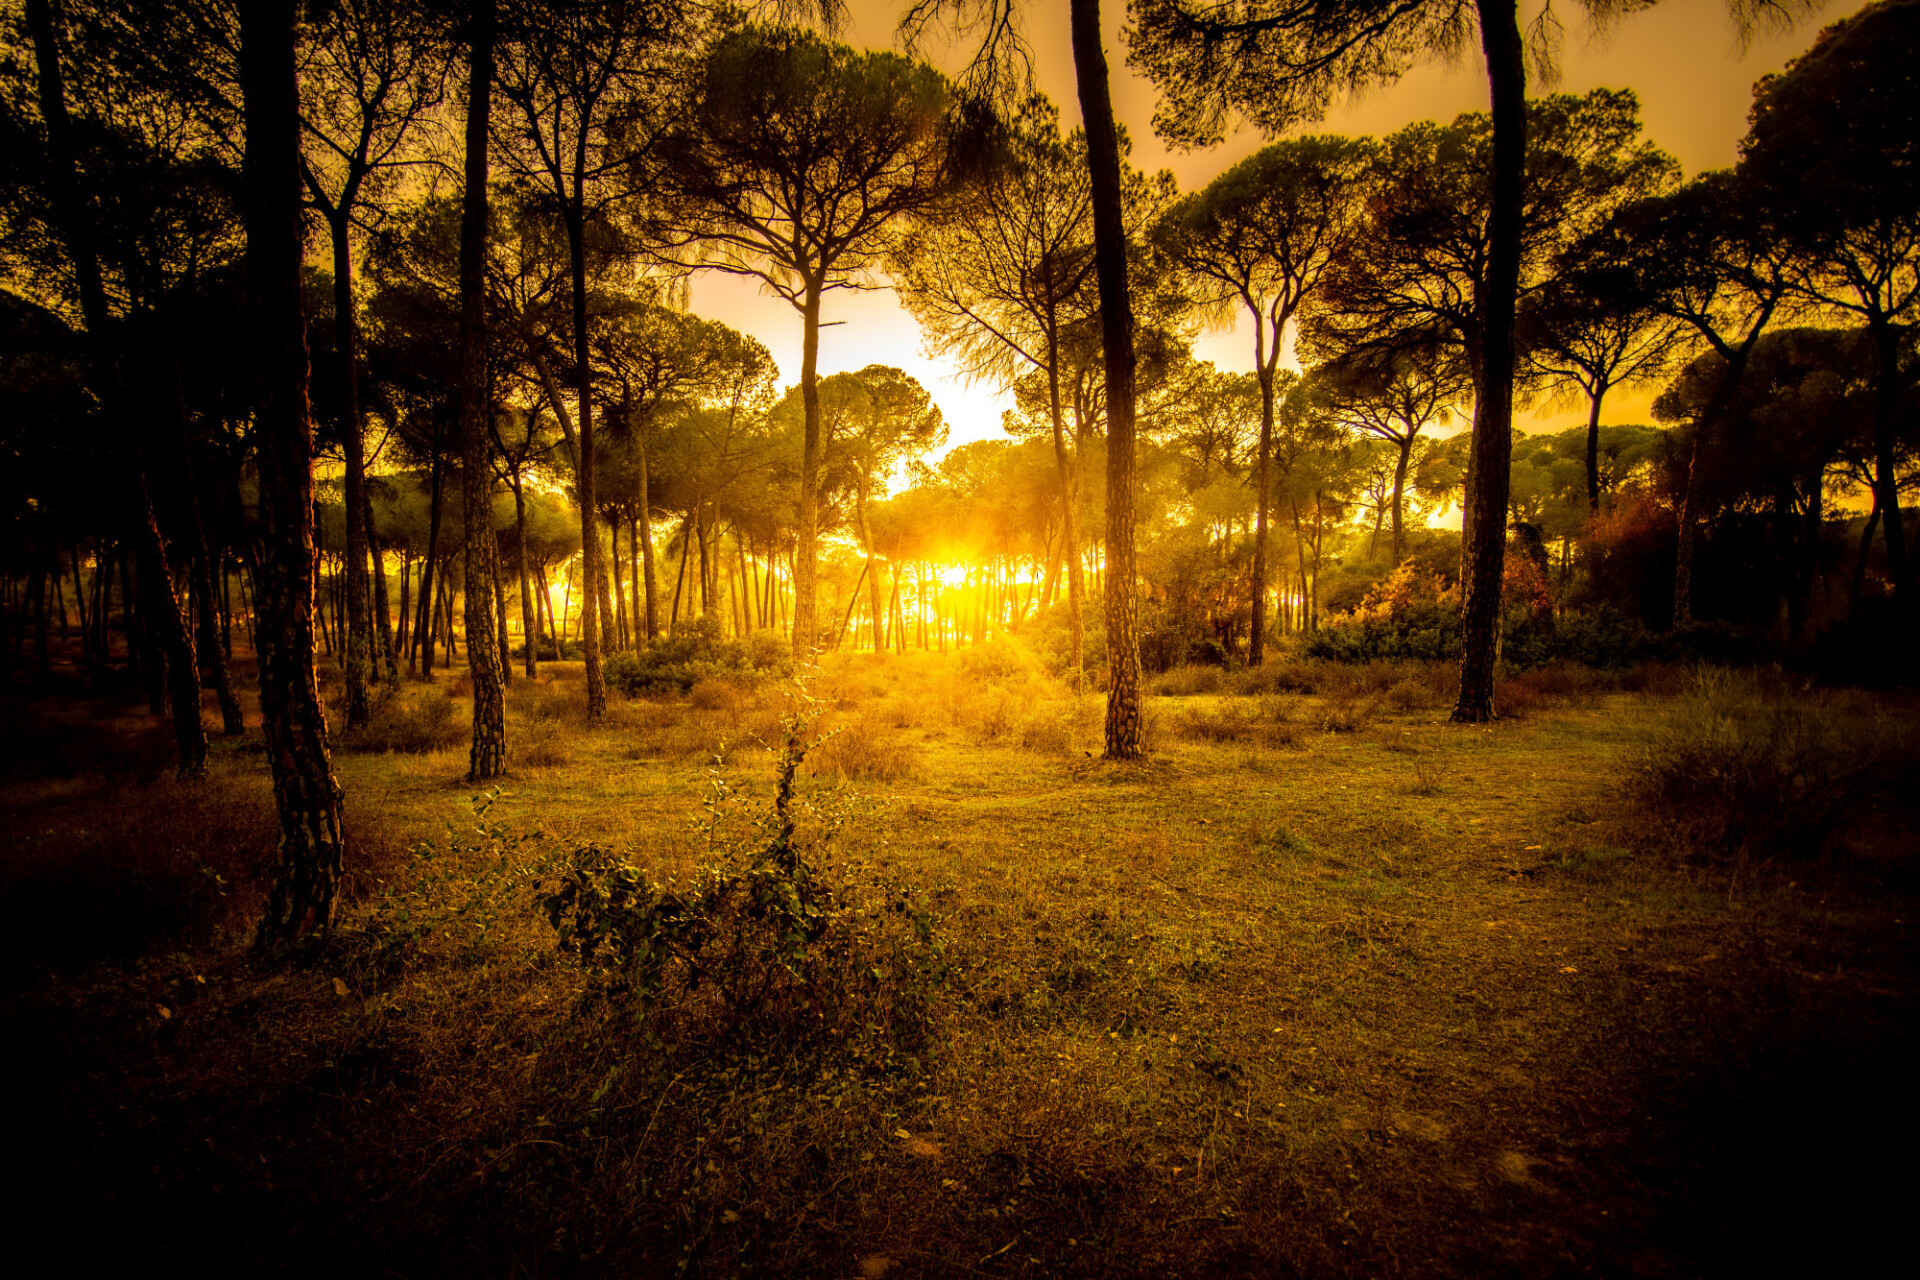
[793, 280, 824, 658]
[1070, 0, 1142, 757]
[1045, 333, 1084, 688]
[565, 201, 606, 721]
[1451, 0, 1526, 724]
[1250, 356, 1274, 665]
[242, 0, 345, 947]
[1869, 320, 1913, 618]
[456, 0, 504, 778]
[512, 481, 537, 678]
[332, 213, 372, 728]
[364, 486, 398, 687]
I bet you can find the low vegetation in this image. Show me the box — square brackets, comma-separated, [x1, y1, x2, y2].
[5, 651, 1916, 1277]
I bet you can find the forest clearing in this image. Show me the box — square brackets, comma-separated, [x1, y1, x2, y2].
[5, 0, 1919, 1274]
[5, 650, 1916, 1276]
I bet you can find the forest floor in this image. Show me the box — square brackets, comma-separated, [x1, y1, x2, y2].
[2, 648, 1917, 1278]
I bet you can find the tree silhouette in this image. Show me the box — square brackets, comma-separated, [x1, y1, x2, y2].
[1130, 0, 1811, 719]
[1308, 337, 1469, 564]
[1311, 90, 1670, 711]
[1154, 133, 1372, 662]
[242, 0, 346, 946]
[493, 0, 688, 721]
[1610, 172, 1800, 625]
[1742, 0, 1920, 619]
[656, 23, 963, 661]
[299, 0, 448, 726]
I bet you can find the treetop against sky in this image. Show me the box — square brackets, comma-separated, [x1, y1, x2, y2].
[689, 0, 1866, 456]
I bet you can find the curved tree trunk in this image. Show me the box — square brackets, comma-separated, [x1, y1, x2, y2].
[1390, 434, 1413, 565]
[242, 0, 346, 947]
[1451, 0, 1525, 724]
[457, 0, 504, 779]
[1070, 0, 1142, 759]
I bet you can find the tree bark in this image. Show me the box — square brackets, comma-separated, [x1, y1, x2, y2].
[1584, 386, 1605, 514]
[635, 426, 659, 639]
[793, 279, 824, 659]
[1045, 328, 1084, 687]
[332, 214, 373, 728]
[1391, 435, 1413, 565]
[1250, 355, 1275, 664]
[456, 0, 504, 778]
[242, 0, 345, 947]
[1451, 0, 1525, 724]
[363, 485, 398, 687]
[1071, 0, 1143, 756]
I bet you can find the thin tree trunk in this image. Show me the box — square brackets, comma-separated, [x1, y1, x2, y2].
[564, 197, 606, 721]
[1391, 435, 1413, 565]
[1869, 321, 1913, 618]
[513, 480, 537, 678]
[1045, 334, 1084, 688]
[1071, 0, 1142, 757]
[1584, 385, 1605, 514]
[363, 486, 398, 687]
[1851, 494, 1881, 617]
[793, 278, 824, 658]
[332, 212, 372, 728]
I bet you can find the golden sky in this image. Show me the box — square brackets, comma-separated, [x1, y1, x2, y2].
[686, 0, 1868, 452]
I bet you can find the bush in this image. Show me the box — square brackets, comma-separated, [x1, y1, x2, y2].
[1618, 671, 1918, 866]
[514, 636, 580, 661]
[957, 638, 1026, 682]
[540, 697, 943, 1058]
[602, 616, 792, 697]
[1149, 663, 1225, 697]
[337, 687, 464, 754]
[1305, 602, 1462, 662]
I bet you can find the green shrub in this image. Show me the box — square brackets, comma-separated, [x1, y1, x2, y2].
[338, 687, 464, 754]
[957, 637, 1026, 682]
[602, 615, 792, 697]
[1305, 602, 1462, 662]
[540, 694, 943, 1056]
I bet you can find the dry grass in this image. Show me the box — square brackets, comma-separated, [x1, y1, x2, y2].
[807, 713, 926, 782]
[4, 653, 1917, 1279]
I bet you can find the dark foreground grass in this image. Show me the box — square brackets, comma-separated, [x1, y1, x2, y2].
[2, 653, 1917, 1278]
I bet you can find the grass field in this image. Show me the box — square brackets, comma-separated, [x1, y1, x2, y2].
[3, 648, 1916, 1277]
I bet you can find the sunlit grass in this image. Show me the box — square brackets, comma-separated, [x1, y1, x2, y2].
[3, 653, 1915, 1276]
